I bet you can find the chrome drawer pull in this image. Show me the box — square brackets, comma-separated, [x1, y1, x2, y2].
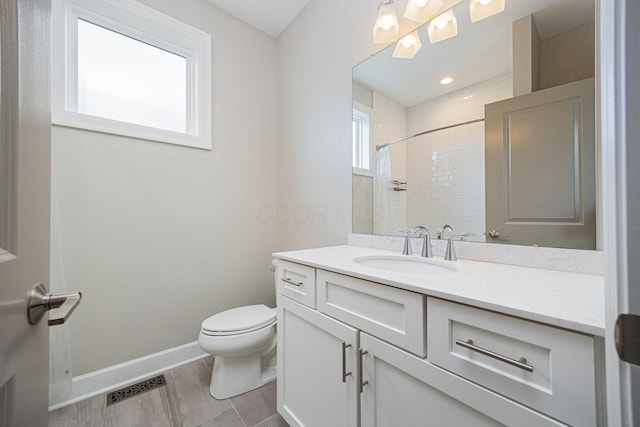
[358, 348, 369, 393]
[281, 277, 303, 287]
[455, 339, 534, 373]
[342, 342, 352, 383]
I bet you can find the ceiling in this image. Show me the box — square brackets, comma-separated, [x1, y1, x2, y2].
[205, 0, 311, 38]
[353, 0, 595, 107]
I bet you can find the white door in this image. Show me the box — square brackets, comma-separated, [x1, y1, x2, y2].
[602, 0, 640, 425]
[0, 0, 52, 425]
[277, 296, 359, 427]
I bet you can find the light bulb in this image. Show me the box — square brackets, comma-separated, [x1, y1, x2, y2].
[404, 0, 443, 24]
[379, 15, 395, 30]
[440, 77, 453, 85]
[392, 30, 422, 59]
[401, 34, 418, 47]
[469, 0, 505, 23]
[434, 11, 451, 29]
[427, 8, 456, 42]
[373, 2, 399, 43]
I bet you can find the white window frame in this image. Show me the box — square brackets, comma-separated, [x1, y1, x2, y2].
[353, 102, 374, 176]
[52, 0, 212, 150]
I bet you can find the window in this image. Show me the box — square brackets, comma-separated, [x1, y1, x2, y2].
[352, 105, 372, 174]
[52, 0, 212, 149]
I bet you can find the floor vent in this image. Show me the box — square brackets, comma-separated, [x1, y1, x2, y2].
[106, 375, 166, 406]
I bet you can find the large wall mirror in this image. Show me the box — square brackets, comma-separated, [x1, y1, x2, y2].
[352, 0, 598, 250]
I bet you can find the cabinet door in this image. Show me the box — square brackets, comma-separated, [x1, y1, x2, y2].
[360, 334, 566, 427]
[277, 295, 359, 427]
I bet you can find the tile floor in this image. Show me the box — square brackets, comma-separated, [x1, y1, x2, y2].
[48, 357, 288, 427]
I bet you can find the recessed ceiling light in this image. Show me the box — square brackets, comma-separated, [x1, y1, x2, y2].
[440, 77, 453, 85]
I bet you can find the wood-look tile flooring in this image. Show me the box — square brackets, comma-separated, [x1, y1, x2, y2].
[48, 357, 288, 427]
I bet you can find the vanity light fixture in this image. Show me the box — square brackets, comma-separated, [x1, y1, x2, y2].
[440, 76, 454, 85]
[373, 0, 400, 44]
[427, 9, 458, 43]
[392, 31, 423, 59]
[469, 0, 505, 23]
[403, 0, 444, 23]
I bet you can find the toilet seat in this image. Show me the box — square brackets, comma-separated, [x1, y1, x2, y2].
[201, 304, 276, 336]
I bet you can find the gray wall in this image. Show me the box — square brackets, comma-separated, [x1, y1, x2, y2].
[540, 22, 595, 89]
[53, 0, 278, 375]
[276, 0, 382, 250]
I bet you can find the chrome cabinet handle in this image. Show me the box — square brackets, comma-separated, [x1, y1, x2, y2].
[455, 339, 534, 372]
[342, 342, 352, 383]
[27, 283, 83, 326]
[281, 277, 303, 287]
[358, 348, 369, 393]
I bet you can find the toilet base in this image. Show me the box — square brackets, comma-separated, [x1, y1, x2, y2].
[209, 352, 276, 399]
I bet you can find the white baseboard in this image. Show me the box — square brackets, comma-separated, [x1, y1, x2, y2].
[49, 341, 207, 411]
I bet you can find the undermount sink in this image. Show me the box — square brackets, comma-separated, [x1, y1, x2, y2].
[354, 256, 457, 274]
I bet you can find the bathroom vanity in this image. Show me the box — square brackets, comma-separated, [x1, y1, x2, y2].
[273, 245, 605, 427]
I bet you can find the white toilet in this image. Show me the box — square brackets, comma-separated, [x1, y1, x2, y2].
[198, 304, 277, 399]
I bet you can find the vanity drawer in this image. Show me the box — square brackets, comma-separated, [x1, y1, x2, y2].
[427, 297, 596, 427]
[316, 270, 426, 356]
[276, 260, 316, 308]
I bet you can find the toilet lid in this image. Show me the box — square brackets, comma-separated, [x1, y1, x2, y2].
[201, 304, 276, 334]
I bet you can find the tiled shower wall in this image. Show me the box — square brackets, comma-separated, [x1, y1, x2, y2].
[405, 73, 513, 240]
[363, 74, 513, 238]
[406, 122, 486, 240]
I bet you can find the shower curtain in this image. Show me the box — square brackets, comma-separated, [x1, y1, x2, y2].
[49, 159, 73, 405]
[374, 146, 393, 235]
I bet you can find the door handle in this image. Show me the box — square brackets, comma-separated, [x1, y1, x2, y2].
[615, 313, 640, 366]
[358, 348, 368, 393]
[487, 230, 509, 239]
[26, 283, 82, 326]
[341, 342, 352, 383]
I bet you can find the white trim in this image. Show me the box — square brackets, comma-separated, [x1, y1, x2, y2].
[352, 170, 374, 178]
[51, 0, 212, 150]
[48, 341, 207, 411]
[353, 102, 373, 172]
[600, 0, 628, 425]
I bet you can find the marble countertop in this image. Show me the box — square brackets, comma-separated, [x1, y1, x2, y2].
[273, 245, 605, 337]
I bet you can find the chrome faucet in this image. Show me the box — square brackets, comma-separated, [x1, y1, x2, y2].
[441, 224, 457, 261]
[402, 226, 433, 257]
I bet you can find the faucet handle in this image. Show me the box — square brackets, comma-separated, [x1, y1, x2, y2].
[444, 238, 457, 261]
[441, 224, 457, 261]
[421, 233, 433, 258]
[402, 233, 413, 255]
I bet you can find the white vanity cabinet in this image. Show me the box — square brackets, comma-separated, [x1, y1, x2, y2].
[427, 298, 598, 427]
[277, 294, 359, 427]
[359, 333, 565, 427]
[275, 258, 601, 427]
